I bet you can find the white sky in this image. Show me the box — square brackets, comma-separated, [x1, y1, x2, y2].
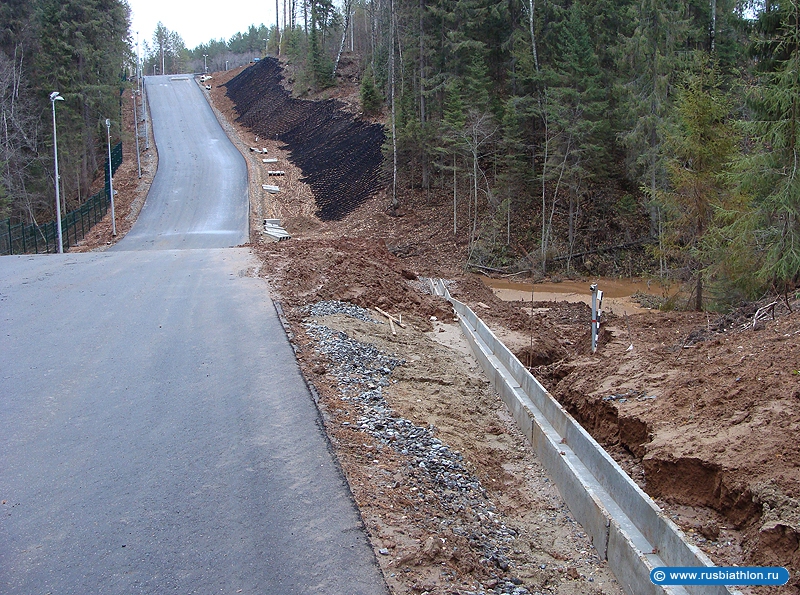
[127, 0, 277, 50]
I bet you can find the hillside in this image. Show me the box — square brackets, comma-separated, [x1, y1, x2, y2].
[203, 59, 800, 595]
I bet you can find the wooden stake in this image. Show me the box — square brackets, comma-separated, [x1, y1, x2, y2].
[375, 306, 406, 328]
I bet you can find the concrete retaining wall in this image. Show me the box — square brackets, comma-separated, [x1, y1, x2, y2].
[430, 279, 737, 595]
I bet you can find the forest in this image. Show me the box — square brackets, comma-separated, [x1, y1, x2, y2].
[0, 0, 130, 229]
[255, 0, 798, 309]
[2, 0, 798, 309]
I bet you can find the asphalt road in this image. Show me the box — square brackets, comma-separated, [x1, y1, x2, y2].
[1, 76, 387, 594]
[115, 76, 248, 250]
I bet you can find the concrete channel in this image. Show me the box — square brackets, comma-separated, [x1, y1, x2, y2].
[430, 279, 739, 595]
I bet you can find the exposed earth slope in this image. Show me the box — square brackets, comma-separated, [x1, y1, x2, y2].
[208, 60, 799, 595]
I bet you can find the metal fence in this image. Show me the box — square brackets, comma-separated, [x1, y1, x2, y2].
[0, 142, 122, 256]
[0, 189, 111, 255]
[104, 141, 123, 199]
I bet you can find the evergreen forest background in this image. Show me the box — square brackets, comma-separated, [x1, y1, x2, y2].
[2, 0, 798, 309]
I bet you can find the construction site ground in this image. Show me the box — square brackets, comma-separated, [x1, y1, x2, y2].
[80, 63, 800, 595]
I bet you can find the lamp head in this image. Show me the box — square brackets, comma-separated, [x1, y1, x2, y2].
[50, 91, 63, 102]
[105, 118, 110, 128]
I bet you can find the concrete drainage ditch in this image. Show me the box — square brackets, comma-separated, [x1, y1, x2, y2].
[429, 279, 739, 595]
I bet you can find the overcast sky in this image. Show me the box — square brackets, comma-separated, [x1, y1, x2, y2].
[127, 0, 277, 50]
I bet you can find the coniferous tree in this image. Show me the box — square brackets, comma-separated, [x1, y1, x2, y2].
[734, 0, 800, 292]
[617, 0, 693, 276]
[0, 0, 130, 226]
[37, 0, 130, 206]
[360, 65, 382, 114]
[542, 3, 609, 269]
[659, 59, 738, 309]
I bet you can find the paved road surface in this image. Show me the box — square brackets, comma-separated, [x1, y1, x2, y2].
[116, 76, 248, 250]
[1, 76, 386, 595]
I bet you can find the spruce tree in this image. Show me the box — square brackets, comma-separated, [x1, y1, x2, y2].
[659, 59, 737, 310]
[540, 3, 609, 270]
[734, 0, 800, 292]
[360, 66, 382, 115]
[618, 0, 692, 247]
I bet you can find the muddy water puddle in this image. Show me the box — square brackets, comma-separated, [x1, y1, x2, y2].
[482, 276, 665, 316]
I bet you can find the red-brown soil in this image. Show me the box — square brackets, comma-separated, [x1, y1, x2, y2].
[222, 59, 800, 593]
[208, 61, 799, 594]
[70, 87, 157, 251]
[81, 60, 799, 595]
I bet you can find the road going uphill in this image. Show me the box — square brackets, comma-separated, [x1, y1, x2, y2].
[1, 75, 387, 595]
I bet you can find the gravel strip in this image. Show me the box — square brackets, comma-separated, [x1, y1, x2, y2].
[304, 302, 532, 595]
[305, 300, 379, 323]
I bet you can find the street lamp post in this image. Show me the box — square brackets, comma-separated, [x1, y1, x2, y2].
[105, 119, 117, 237]
[49, 91, 64, 254]
[263, 38, 268, 57]
[203, 54, 208, 74]
[136, 33, 141, 98]
[132, 92, 141, 178]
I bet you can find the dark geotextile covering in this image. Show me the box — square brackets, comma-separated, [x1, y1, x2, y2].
[224, 58, 387, 221]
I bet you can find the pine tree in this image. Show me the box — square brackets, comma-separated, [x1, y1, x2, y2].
[540, 3, 609, 270]
[659, 59, 738, 310]
[734, 0, 800, 292]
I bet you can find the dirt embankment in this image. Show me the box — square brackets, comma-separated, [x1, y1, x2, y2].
[207, 59, 800, 595]
[223, 58, 386, 221]
[543, 303, 800, 590]
[71, 87, 157, 251]
[264, 242, 626, 595]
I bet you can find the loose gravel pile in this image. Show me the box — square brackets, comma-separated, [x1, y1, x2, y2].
[306, 300, 380, 323]
[303, 300, 532, 595]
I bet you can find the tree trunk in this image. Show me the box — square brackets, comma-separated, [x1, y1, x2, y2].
[710, 0, 716, 52]
[695, 268, 703, 311]
[471, 132, 478, 250]
[568, 193, 575, 272]
[540, 97, 548, 271]
[419, 0, 429, 195]
[333, 0, 353, 76]
[369, 0, 375, 72]
[390, 0, 399, 213]
[507, 197, 510, 246]
[453, 153, 457, 235]
[527, 0, 539, 72]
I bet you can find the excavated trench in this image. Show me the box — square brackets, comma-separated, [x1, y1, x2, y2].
[224, 58, 386, 221]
